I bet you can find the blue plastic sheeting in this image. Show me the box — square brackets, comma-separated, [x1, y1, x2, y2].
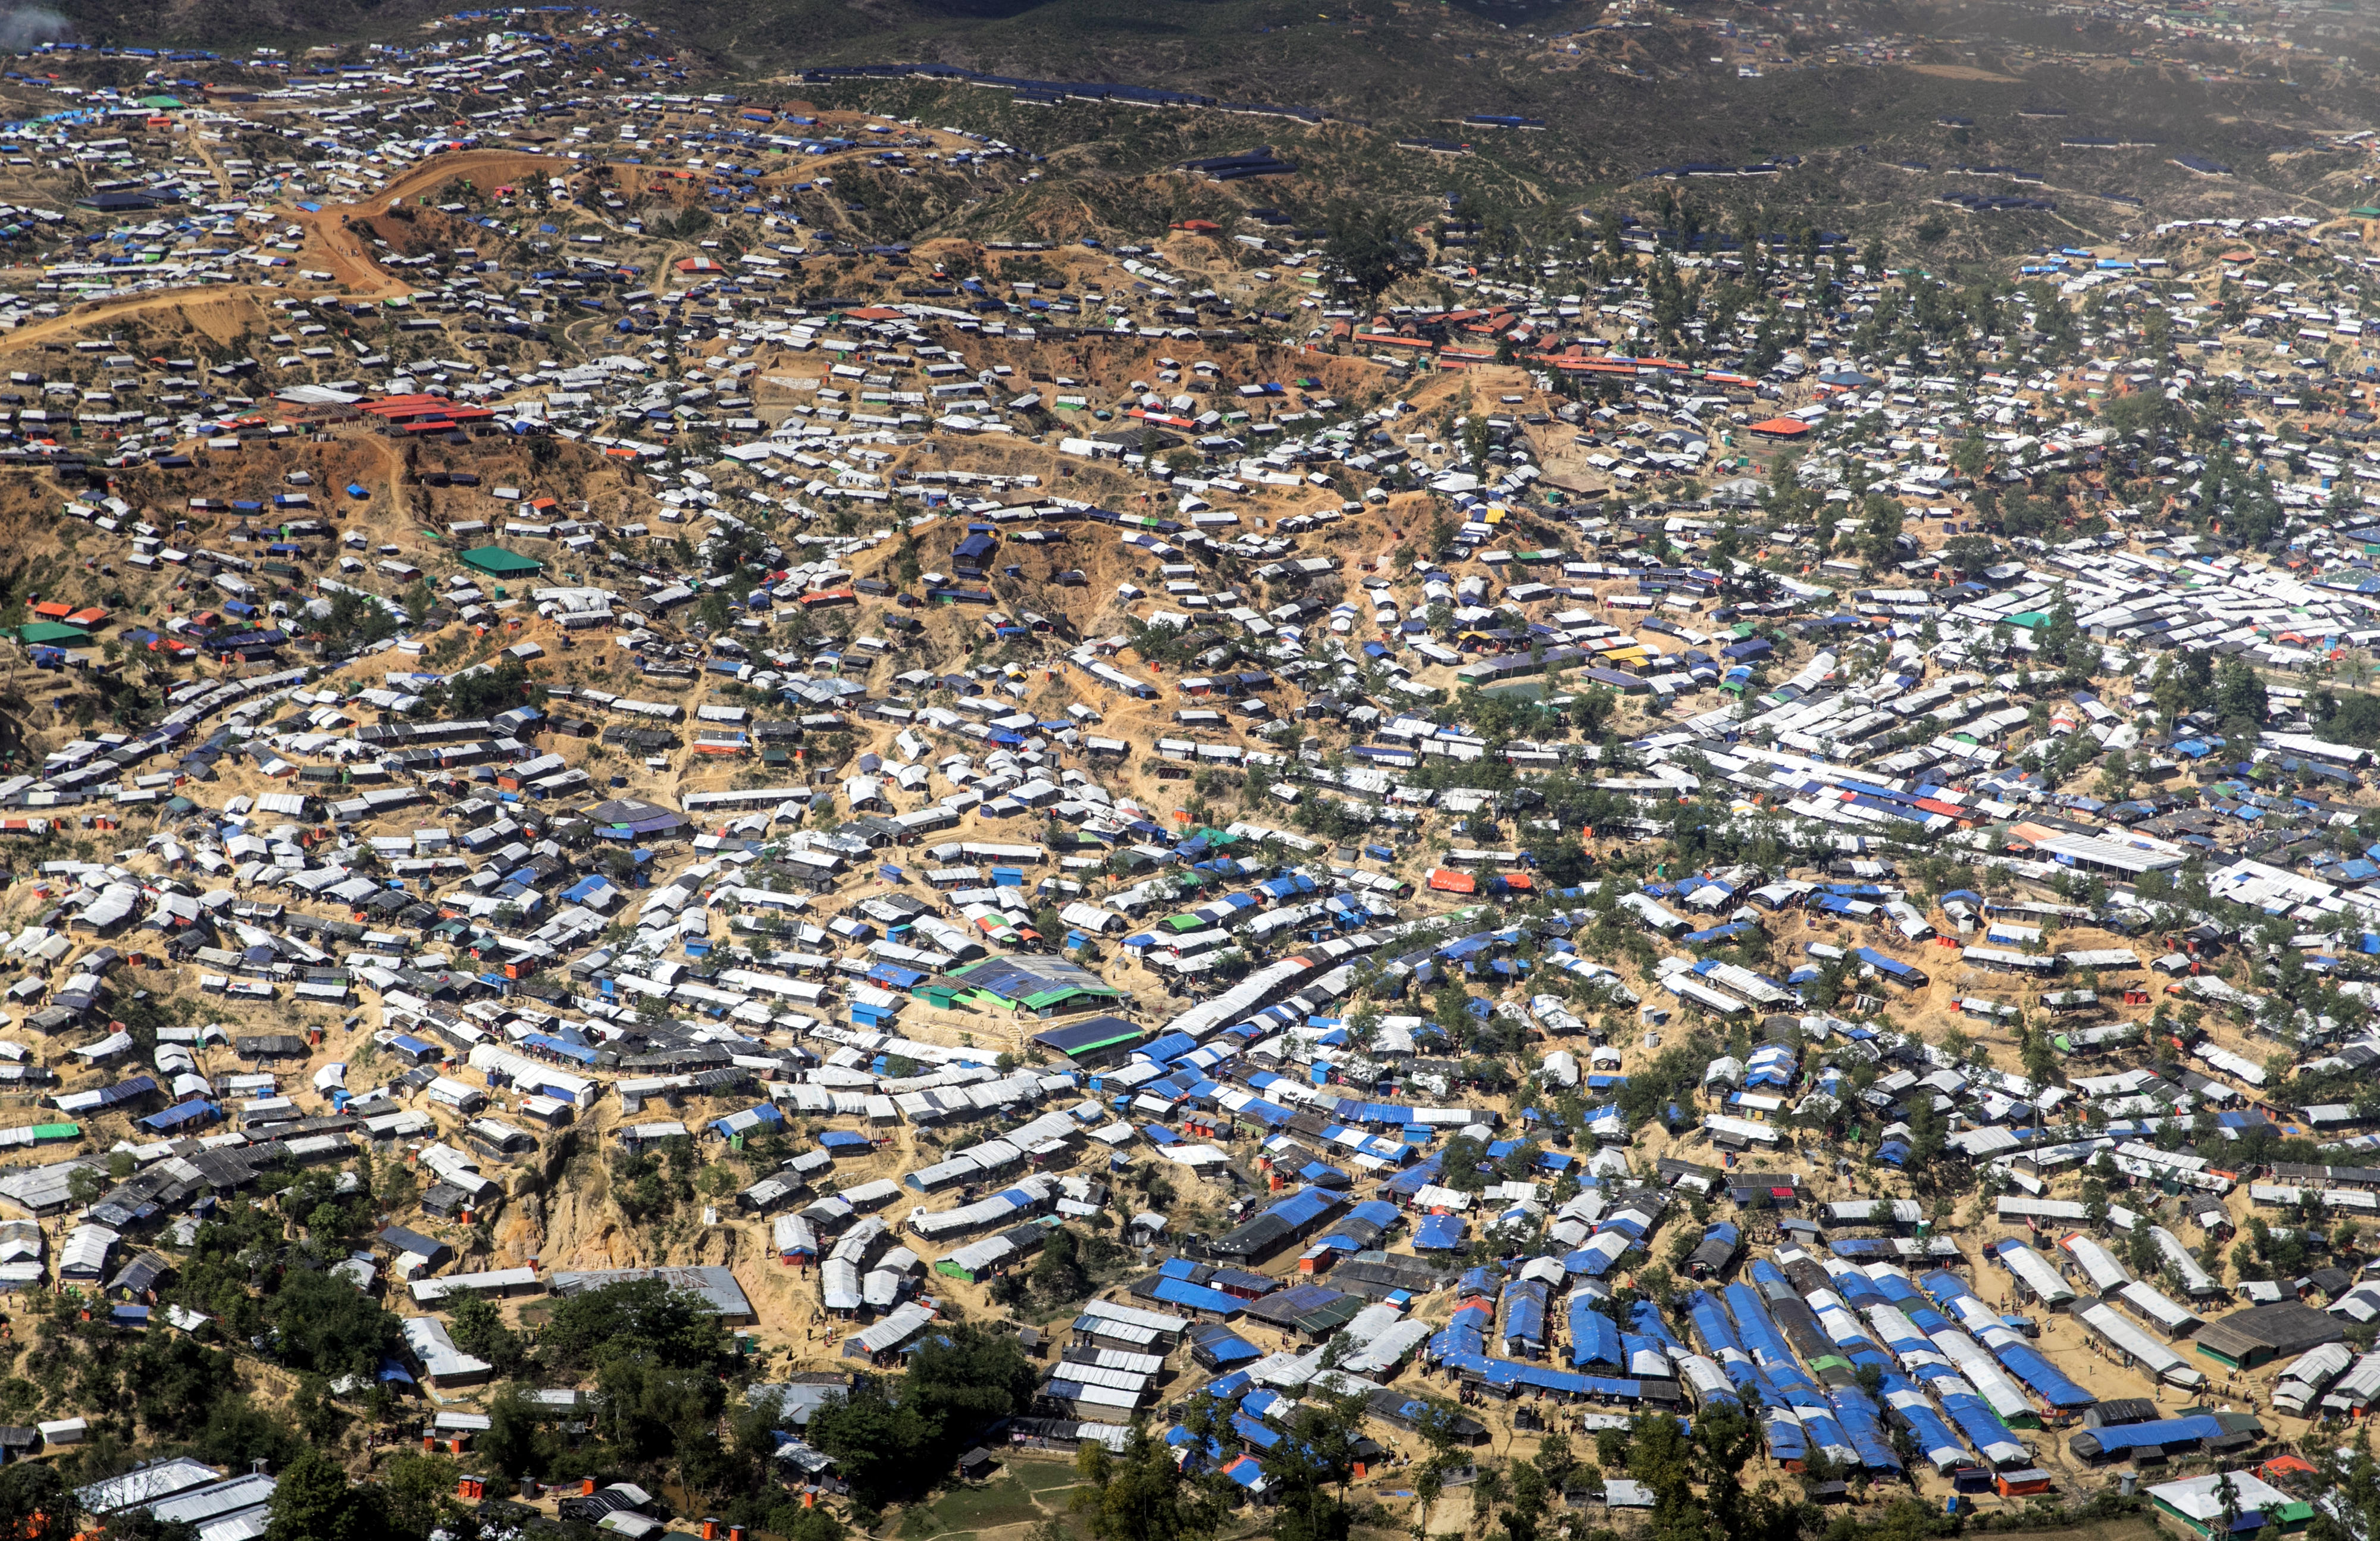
[2065, 1414, 2222, 1454]
[1231, 1412, 1282, 1449]
[1723, 1283, 1819, 1395]
[1684, 1290, 1806, 1463]
[1866, 1308, 1939, 1363]
[1233, 1098, 1297, 1129]
[709, 1104, 785, 1139]
[1880, 1374, 1971, 1471]
[139, 1099, 218, 1133]
[1596, 1208, 1655, 1243]
[1151, 1277, 1247, 1317]
[1570, 1299, 1623, 1370]
[1136, 1031, 1199, 1063]
[1919, 1271, 2095, 1411]
[1825, 1383, 1903, 1473]
[1501, 1278, 1549, 1356]
[1621, 1332, 1671, 1379]
[1723, 1284, 1857, 1466]
[1684, 1289, 1746, 1357]
[522, 1032, 600, 1066]
[86, 1076, 158, 1109]
[1319, 1198, 1403, 1251]
[1567, 1233, 1631, 1278]
[1251, 1186, 1341, 1233]
[1629, 1299, 1687, 1355]
[1188, 1324, 1261, 1368]
[1936, 1387, 2028, 1467]
[1984, 1337, 2095, 1410]
[1780, 1389, 1855, 1468]
[1854, 947, 1924, 982]
[1753, 1401, 1810, 1462]
[1427, 1301, 1668, 1404]
[1414, 1213, 1468, 1250]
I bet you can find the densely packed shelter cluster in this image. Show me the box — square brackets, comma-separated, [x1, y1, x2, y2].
[8, 10, 2380, 1541]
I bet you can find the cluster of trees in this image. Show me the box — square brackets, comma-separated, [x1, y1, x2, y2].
[1072, 1390, 1376, 1541]
[2309, 681, 2380, 750]
[428, 654, 544, 720]
[804, 1322, 1039, 1516]
[2147, 646, 2268, 742]
[987, 1225, 1126, 1313]
[313, 587, 405, 653]
[21, 1188, 851, 1541]
[454, 1279, 845, 1539]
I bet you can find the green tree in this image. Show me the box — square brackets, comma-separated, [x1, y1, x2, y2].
[262, 1267, 402, 1383]
[445, 1293, 525, 1376]
[128, 1332, 234, 1439]
[1267, 1396, 1367, 1541]
[194, 1396, 301, 1473]
[378, 1451, 460, 1541]
[1858, 496, 1904, 572]
[808, 1321, 1038, 1506]
[596, 1353, 726, 1468]
[2216, 656, 2269, 735]
[806, 1376, 932, 1509]
[263, 1447, 384, 1541]
[479, 1383, 553, 1482]
[907, 1323, 1040, 1446]
[1072, 1423, 1224, 1541]
[1326, 211, 1411, 312]
[538, 1279, 724, 1373]
[0, 1463, 71, 1539]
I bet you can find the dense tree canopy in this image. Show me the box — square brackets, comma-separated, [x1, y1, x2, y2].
[807, 1321, 1039, 1509]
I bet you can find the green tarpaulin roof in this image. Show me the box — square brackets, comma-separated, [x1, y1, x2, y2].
[18, 622, 90, 644]
[459, 545, 544, 576]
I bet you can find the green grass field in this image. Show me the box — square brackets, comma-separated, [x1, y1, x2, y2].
[894, 1474, 1059, 1540]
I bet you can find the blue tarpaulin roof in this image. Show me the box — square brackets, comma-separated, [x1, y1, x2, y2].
[138, 1098, 217, 1133]
[1414, 1213, 1468, 1250]
[1151, 1277, 1248, 1316]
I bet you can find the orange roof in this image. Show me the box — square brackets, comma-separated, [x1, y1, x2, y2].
[356, 394, 453, 420]
[1748, 417, 1811, 438]
[1426, 869, 1476, 894]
